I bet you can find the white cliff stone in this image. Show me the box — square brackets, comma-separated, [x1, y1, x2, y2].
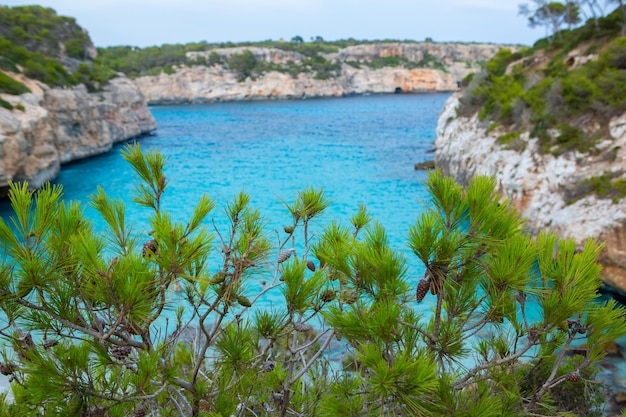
[137, 42, 511, 104]
[0, 75, 156, 190]
[435, 93, 626, 292]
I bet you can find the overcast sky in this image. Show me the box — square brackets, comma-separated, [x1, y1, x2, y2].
[1, 0, 541, 47]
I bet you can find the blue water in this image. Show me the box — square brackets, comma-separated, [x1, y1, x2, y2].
[3, 93, 626, 395]
[0, 93, 450, 308]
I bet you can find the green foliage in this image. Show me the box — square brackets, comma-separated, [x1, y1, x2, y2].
[0, 97, 12, 110]
[460, 8, 626, 161]
[0, 5, 93, 59]
[0, 6, 115, 89]
[227, 49, 257, 81]
[566, 170, 626, 203]
[0, 146, 622, 416]
[0, 72, 29, 95]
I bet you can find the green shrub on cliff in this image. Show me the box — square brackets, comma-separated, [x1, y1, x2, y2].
[0, 144, 622, 416]
[460, 6, 626, 156]
[0, 5, 93, 59]
[0, 72, 29, 95]
[0, 6, 116, 90]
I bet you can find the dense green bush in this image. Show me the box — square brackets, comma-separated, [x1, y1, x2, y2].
[227, 49, 257, 81]
[461, 9, 626, 158]
[0, 144, 622, 416]
[0, 71, 29, 95]
[567, 171, 626, 203]
[0, 5, 93, 59]
[0, 97, 12, 110]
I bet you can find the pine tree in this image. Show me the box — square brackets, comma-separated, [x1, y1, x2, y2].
[0, 144, 622, 416]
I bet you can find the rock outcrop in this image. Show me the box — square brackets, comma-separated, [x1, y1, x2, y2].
[137, 42, 507, 104]
[135, 65, 459, 104]
[434, 93, 626, 293]
[0, 76, 157, 191]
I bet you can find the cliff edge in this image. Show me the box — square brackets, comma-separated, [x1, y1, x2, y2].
[0, 75, 156, 191]
[435, 93, 626, 293]
[134, 43, 506, 104]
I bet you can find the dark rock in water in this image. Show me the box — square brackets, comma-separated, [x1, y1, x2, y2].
[414, 160, 435, 170]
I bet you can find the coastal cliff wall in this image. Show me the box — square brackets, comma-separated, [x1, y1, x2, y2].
[434, 93, 626, 292]
[138, 42, 506, 104]
[135, 65, 458, 104]
[0, 76, 157, 190]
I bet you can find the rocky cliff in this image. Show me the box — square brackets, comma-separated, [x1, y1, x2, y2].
[434, 93, 626, 293]
[137, 43, 506, 104]
[0, 75, 157, 191]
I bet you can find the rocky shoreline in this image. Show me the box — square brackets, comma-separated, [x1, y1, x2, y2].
[434, 92, 626, 294]
[134, 42, 506, 105]
[0, 76, 156, 192]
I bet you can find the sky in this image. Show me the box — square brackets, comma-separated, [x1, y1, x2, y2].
[1, 0, 542, 48]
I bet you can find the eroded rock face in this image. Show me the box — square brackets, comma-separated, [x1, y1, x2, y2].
[0, 76, 157, 190]
[138, 42, 509, 104]
[434, 93, 626, 293]
[135, 65, 459, 104]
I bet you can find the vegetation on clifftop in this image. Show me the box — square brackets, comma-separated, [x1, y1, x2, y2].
[96, 37, 459, 81]
[0, 5, 116, 96]
[0, 5, 483, 92]
[459, 4, 626, 157]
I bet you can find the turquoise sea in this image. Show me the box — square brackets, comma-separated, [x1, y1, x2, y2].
[2, 92, 626, 402]
[0, 93, 449, 308]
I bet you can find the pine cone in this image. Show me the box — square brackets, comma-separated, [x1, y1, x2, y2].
[262, 361, 275, 373]
[236, 295, 252, 308]
[0, 362, 15, 376]
[293, 322, 313, 333]
[416, 279, 430, 303]
[133, 408, 147, 417]
[566, 371, 581, 382]
[283, 225, 294, 234]
[306, 260, 316, 272]
[20, 332, 34, 348]
[320, 289, 336, 303]
[142, 239, 158, 258]
[110, 345, 132, 361]
[43, 339, 59, 350]
[277, 249, 294, 264]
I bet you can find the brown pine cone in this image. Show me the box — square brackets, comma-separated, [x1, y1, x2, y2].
[133, 408, 147, 417]
[306, 260, 316, 272]
[110, 345, 132, 361]
[416, 278, 430, 303]
[0, 362, 15, 376]
[293, 322, 313, 333]
[142, 239, 158, 258]
[566, 371, 581, 382]
[320, 289, 336, 303]
[277, 249, 294, 264]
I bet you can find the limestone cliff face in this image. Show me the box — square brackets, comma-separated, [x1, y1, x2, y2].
[0, 76, 157, 190]
[434, 93, 626, 292]
[138, 42, 506, 104]
[135, 65, 458, 104]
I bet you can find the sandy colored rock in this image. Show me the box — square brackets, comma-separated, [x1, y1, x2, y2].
[0, 75, 156, 190]
[137, 42, 512, 104]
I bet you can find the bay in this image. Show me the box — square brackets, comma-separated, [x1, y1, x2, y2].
[2, 92, 626, 400]
[0, 93, 450, 309]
